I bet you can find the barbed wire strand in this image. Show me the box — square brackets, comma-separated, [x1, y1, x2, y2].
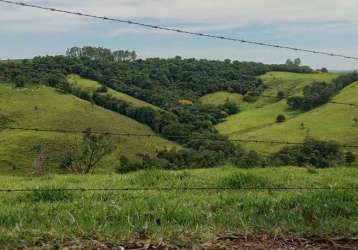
[0, 187, 357, 193]
[1, 126, 358, 148]
[1, 0, 358, 60]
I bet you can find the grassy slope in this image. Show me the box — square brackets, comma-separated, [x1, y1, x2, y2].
[236, 81, 358, 153]
[67, 74, 160, 110]
[0, 84, 177, 174]
[199, 91, 243, 106]
[0, 166, 357, 247]
[216, 72, 358, 153]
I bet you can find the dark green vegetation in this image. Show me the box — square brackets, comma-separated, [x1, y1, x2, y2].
[0, 167, 357, 248]
[287, 73, 358, 111]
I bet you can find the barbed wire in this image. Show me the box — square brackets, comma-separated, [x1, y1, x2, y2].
[1, 0, 358, 60]
[2, 126, 358, 148]
[0, 186, 357, 193]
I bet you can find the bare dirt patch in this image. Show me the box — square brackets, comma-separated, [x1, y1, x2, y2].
[18, 234, 358, 250]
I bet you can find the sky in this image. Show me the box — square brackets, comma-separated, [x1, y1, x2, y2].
[0, 0, 357, 70]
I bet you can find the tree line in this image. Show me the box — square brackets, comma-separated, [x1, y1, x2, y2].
[287, 72, 358, 111]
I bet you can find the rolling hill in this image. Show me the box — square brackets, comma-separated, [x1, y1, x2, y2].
[67, 74, 160, 110]
[0, 83, 177, 174]
[216, 72, 358, 154]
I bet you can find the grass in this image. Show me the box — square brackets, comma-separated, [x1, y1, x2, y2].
[0, 83, 177, 174]
[67, 74, 160, 110]
[216, 72, 358, 154]
[199, 91, 243, 106]
[0, 166, 357, 248]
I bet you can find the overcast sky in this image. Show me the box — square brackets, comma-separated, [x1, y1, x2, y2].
[0, 0, 357, 70]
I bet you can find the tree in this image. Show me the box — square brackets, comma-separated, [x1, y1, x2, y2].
[287, 96, 304, 110]
[294, 58, 302, 66]
[286, 59, 294, 65]
[221, 100, 239, 115]
[287, 81, 336, 111]
[60, 129, 115, 174]
[320, 67, 328, 73]
[276, 114, 286, 123]
[14, 75, 26, 88]
[272, 137, 343, 168]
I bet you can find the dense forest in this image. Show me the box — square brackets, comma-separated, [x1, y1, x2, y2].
[0, 47, 356, 171]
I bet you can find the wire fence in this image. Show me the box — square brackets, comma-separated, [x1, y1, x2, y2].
[0, 1, 358, 195]
[2, 126, 358, 148]
[1, 0, 358, 60]
[0, 187, 358, 193]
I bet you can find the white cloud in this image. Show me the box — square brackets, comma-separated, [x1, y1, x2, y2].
[0, 0, 357, 69]
[0, 0, 358, 32]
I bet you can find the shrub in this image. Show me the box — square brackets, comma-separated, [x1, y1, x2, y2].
[116, 156, 144, 174]
[96, 86, 108, 93]
[235, 150, 263, 168]
[276, 91, 285, 101]
[60, 129, 114, 174]
[271, 137, 344, 168]
[220, 100, 239, 115]
[276, 114, 286, 123]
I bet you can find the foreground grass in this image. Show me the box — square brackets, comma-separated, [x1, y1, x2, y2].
[0, 167, 357, 248]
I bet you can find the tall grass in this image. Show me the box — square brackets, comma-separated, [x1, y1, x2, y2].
[0, 167, 357, 248]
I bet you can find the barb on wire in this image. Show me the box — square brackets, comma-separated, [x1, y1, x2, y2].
[1, 0, 358, 60]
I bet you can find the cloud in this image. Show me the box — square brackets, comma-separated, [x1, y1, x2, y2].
[0, 0, 358, 32]
[0, 0, 357, 69]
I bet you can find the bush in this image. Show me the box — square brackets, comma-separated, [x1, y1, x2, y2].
[276, 91, 285, 101]
[276, 114, 286, 123]
[235, 150, 263, 168]
[271, 137, 344, 168]
[220, 100, 239, 115]
[116, 156, 144, 174]
[96, 86, 108, 93]
[59, 129, 114, 174]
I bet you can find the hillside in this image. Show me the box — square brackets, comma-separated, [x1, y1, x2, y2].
[216, 72, 358, 154]
[67, 74, 160, 110]
[0, 83, 177, 174]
